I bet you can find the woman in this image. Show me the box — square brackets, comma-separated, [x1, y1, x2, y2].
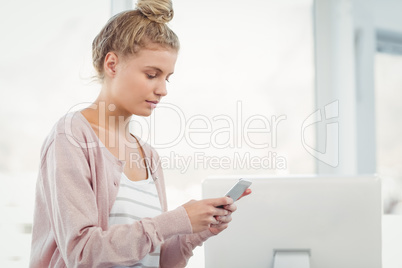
[30, 0, 251, 267]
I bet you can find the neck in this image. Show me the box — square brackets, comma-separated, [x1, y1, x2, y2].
[83, 86, 134, 140]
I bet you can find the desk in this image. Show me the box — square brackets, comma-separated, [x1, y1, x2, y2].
[382, 215, 402, 268]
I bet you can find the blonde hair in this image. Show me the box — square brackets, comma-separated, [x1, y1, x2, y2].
[92, 0, 179, 81]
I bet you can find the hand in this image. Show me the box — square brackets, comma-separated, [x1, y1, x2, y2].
[209, 201, 235, 235]
[209, 188, 252, 235]
[182, 197, 233, 233]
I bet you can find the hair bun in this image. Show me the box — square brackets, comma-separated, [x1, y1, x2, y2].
[136, 0, 174, 24]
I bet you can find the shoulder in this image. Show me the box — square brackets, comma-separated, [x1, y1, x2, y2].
[40, 110, 99, 159]
[54, 110, 95, 140]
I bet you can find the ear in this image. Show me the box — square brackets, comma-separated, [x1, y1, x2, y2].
[103, 52, 119, 78]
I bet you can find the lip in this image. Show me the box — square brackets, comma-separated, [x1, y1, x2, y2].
[146, 100, 159, 109]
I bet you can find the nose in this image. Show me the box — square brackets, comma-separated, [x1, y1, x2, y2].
[155, 80, 168, 97]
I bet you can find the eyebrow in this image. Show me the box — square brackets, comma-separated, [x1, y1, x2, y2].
[145, 66, 174, 75]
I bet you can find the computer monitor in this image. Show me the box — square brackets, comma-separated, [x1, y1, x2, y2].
[202, 175, 382, 268]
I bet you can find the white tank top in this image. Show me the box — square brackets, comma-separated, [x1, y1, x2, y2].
[109, 165, 162, 268]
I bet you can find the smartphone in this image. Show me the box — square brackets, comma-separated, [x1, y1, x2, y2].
[218, 178, 252, 208]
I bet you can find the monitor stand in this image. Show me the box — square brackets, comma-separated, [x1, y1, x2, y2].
[273, 249, 311, 268]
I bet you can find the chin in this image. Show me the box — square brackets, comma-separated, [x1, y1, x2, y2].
[134, 110, 153, 117]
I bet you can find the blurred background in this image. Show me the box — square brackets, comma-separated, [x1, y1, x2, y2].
[0, 0, 401, 267]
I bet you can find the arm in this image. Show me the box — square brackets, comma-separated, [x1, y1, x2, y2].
[159, 198, 232, 268]
[159, 190, 252, 268]
[39, 133, 193, 267]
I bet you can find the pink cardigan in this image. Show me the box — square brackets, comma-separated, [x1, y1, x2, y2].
[30, 110, 214, 268]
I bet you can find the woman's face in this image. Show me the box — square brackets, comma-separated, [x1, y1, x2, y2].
[108, 45, 178, 117]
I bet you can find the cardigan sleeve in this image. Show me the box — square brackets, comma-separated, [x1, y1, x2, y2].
[160, 230, 216, 268]
[35, 132, 193, 267]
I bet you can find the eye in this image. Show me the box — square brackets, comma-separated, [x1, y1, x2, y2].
[147, 74, 157, 79]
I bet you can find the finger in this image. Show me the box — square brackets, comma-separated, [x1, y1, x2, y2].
[208, 196, 233, 207]
[237, 189, 252, 200]
[214, 207, 230, 216]
[210, 223, 229, 232]
[223, 203, 237, 212]
[211, 216, 220, 225]
[216, 214, 232, 223]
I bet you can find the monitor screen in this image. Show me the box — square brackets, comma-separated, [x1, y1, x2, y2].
[202, 175, 381, 268]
